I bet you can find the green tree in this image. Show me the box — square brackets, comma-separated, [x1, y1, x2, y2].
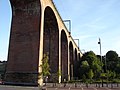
[79, 51, 102, 79]
[40, 53, 50, 82]
[81, 61, 89, 68]
[79, 60, 89, 79]
[107, 70, 116, 81]
[88, 69, 94, 80]
[106, 50, 120, 73]
[82, 74, 86, 83]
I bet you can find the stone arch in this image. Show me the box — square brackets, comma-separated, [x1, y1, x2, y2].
[61, 30, 68, 81]
[78, 53, 80, 61]
[73, 48, 77, 79]
[69, 41, 73, 80]
[75, 48, 77, 61]
[5, 0, 41, 85]
[43, 6, 59, 82]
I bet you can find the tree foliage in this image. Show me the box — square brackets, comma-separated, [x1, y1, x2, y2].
[88, 69, 94, 80]
[79, 51, 102, 79]
[106, 50, 120, 74]
[40, 53, 50, 77]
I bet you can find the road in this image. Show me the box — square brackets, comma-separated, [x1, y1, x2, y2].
[0, 83, 120, 90]
[46, 87, 120, 90]
[0, 85, 39, 90]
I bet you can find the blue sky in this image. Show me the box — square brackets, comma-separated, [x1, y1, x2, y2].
[0, 0, 120, 60]
[53, 0, 120, 55]
[0, 0, 11, 61]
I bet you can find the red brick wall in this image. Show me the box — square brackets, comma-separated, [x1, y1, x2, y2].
[5, 0, 41, 84]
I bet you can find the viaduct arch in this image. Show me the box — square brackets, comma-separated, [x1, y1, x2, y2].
[61, 30, 68, 81]
[43, 6, 59, 82]
[5, 0, 82, 85]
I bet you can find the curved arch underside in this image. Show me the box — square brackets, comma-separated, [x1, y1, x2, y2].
[74, 48, 78, 78]
[61, 30, 68, 81]
[43, 7, 59, 82]
[75, 48, 77, 61]
[69, 41, 73, 80]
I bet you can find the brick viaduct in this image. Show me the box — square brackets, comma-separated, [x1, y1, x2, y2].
[5, 0, 82, 85]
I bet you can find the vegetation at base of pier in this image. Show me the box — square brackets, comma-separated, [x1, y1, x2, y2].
[39, 53, 50, 81]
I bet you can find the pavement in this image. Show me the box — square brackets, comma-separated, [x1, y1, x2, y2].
[0, 85, 39, 90]
[0, 83, 120, 90]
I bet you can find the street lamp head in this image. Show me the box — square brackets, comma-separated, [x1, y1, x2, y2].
[98, 38, 101, 44]
[98, 41, 100, 44]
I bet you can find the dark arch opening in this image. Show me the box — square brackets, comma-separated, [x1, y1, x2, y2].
[75, 48, 77, 61]
[73, 48, 78, 79]
[78, 53, 80, 61]
[5, 0, 41, 85]
[69, 41, 73, 80]
[61, 30, 68, 81]
[43, 6, 59, 82]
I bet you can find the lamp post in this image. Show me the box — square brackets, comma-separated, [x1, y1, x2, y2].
[98, 38, 103, 87]
[98, 38, 102, 63]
